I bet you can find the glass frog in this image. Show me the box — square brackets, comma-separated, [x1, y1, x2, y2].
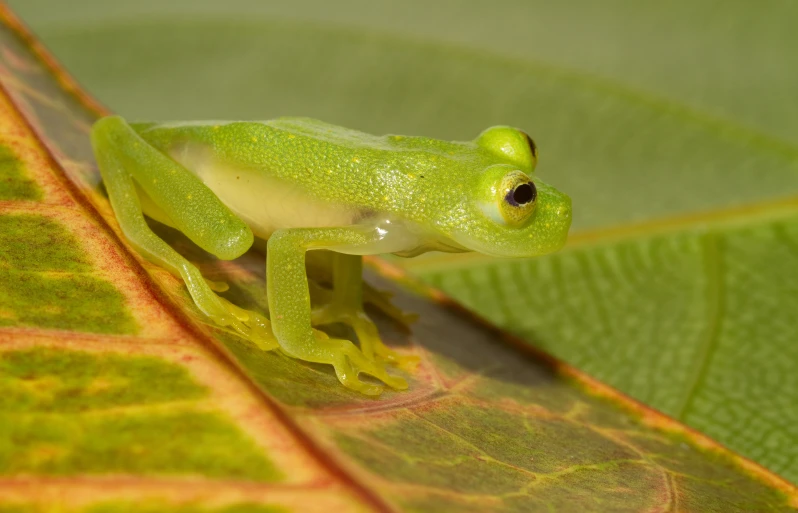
[91, 116, 572, 395]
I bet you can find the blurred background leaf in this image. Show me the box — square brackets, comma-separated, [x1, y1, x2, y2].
[10, 0, 798, 484]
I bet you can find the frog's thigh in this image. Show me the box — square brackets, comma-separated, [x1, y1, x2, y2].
[92, 124, 185, 278]
[95, 116, 253, 260]
[267, 227, 407, 394]
[91, 117, 270, 346]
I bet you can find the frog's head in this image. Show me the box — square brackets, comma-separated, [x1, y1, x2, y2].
[447, 126, 572, 258]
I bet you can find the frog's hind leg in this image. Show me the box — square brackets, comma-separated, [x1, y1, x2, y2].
[309, 252, 419, 370]
[306, 252, 419, 331]
[90, 116, 276, 350]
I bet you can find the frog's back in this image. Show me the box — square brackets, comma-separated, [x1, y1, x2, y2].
[134, 117, 487, 216]
[132, 118, 489, 247]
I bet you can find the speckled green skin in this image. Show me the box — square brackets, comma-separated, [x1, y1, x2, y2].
[132, 118, 571, 257]
[90, 116, 571, 395]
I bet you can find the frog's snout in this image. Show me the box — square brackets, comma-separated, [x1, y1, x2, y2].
[504, 185, 571, 257]
[529, 191, 572, 255]
[447, 177, 571, 258]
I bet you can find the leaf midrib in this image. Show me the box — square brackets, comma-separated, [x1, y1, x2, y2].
[0, 15, 400, 509]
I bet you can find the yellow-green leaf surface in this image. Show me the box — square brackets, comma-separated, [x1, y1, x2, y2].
[1, 2, 797, 512]
[12, 0, 796, 486]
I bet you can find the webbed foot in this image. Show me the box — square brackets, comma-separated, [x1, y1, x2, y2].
[217, 296, 280, 351]
[312, 304, 420, 371]
[308, 336, 409, 395]
[179, 264, 276, 350]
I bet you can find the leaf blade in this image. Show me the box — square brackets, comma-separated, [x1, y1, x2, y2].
[1, 3, 796, 511]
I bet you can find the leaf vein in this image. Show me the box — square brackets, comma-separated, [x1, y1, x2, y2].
[674, 232, 726, 420]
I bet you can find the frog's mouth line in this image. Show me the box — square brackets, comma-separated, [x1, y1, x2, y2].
[393, 239, 471, 258]
[448, 228, 569, 259]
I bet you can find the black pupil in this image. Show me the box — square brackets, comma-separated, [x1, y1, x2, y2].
[512, 183, 536, 205]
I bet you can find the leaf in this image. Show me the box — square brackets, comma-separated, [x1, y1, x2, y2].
[0, 3, 796, 513]
[14, 0, 798, 485]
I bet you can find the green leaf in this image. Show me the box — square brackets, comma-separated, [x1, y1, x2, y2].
[2, 1, 797, 511]
[16, 0, 798, 483]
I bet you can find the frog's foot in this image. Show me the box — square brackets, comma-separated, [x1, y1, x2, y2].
[217, 297, 280, 351]
[204, 277, 230, 293]
[312, 304, 420, 371]
[363, 283, 419, 329]
[209, 295, 337, 353]
[299, 336, 408, 396]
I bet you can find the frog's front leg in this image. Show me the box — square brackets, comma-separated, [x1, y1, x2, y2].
[310, 253, 419, 370]
[91, 116, 277, 350]
[268, 227, 408, 395]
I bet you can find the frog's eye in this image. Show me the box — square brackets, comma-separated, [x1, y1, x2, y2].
[521, 132, 537, 161]
[475, 126, 538, 172]
[497, 170, 537, 226]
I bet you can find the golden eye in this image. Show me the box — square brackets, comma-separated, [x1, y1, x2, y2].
[497, 171, 537, 226]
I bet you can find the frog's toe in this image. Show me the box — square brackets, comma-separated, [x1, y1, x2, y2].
[245, 314, 280, 351]
[350, 314, 419, 370]
[346, 347, 409, 392]
[310, 337, 407, 395]
[215, 296, 279, 351]
[203, 277, 230, 292]
[312, 306, 416, 368]
[332, 355, 384, 396]
[381, 351, 421, 372]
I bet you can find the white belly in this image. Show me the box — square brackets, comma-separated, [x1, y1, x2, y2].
[138, 144, 465, 257]
[169, 145, 357, 240]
